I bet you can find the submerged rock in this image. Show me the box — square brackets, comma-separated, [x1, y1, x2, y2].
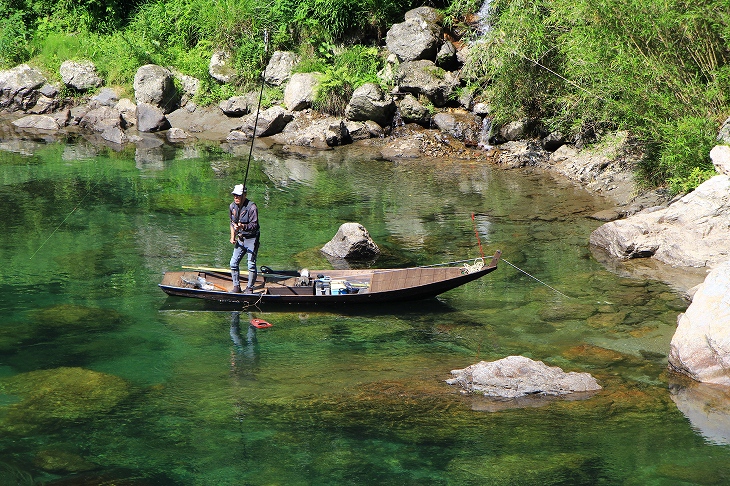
[447, 355, 601, 398]
[0, 367, 130, 433]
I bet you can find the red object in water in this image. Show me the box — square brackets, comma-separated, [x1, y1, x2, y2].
[250, 318, 272, 329]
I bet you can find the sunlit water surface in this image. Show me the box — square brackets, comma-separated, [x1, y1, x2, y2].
[0, 136, 728, 485]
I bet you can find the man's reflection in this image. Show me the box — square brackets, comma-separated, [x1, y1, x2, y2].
[230, 311, 260, 377]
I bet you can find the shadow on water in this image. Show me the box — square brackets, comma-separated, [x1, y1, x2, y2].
[159, 294, 458, 316]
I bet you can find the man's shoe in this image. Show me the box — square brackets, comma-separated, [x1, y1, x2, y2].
[232, 285, 241, 293]
[243, 286, 254, 294]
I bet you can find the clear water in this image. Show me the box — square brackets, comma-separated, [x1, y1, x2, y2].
[0, 135, 728, 485]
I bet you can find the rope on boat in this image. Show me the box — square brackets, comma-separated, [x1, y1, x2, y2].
[416, 258, 486, 268]
[500, 257, 571, 298]
[461, 258, 485, 274]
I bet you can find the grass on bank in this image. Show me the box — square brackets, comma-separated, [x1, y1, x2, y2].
[1, 0, 729, 194]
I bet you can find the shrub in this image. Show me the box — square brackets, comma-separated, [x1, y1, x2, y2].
[311, 45, 384, 116]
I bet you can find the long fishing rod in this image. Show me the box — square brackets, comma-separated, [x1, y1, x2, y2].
[242, 29, 270, 189]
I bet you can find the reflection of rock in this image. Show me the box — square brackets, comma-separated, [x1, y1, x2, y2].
[258, 151, 317, 187]
[447, 355, 601, 399]
[670, 381, 730, 445]
[1, 367, 130, 433]
[590, 245, 706, 295]
[469, 391, 600, 412]
[135, 145, 165, 170]
[62, 142, 99, 161]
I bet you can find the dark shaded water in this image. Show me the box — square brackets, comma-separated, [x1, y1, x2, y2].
[0, 135, 728, 485]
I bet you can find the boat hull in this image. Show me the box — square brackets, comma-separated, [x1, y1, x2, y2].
[159, 251, 501, 306]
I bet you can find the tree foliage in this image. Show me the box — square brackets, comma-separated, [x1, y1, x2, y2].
[469, 0, 730, 192]
[0, 0, 728, 191]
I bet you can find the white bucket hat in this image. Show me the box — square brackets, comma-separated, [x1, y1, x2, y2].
[231, 184, 247, 196]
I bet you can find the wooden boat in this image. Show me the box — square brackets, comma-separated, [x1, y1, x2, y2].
[159, 251, 501, 306]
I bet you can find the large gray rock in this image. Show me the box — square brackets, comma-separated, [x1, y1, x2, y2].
[235, 105, 293, 138]
[136, 102, 170, 132]
[219, 94, 257, 116]
[404, 6, 444, 25]
[344, 83, 395, 127]
[345, 120, 382, 141]
[590, 175, 730, 267]
[284, 73, 320, 111]
[433, 110, 481, 145]
[172, 70, 200, 107]
[710, 144, 730, 176]
[500, 120, 530, 141]
[114, 98, 137, 127]
[264, 51, 299, 86]
[28, 95, 57, 114]
[545, 131, 642, 205]
[447, 355, 602, 398]
[386, 16, 440, 62]
[209, 50, 236, 83]
[0, 64, 46, 111]
[395, 60, 459, 107]
[321, 223, 380, 260]
[133, 64, 177, 113]
[60, 60, 103, 90]
[79, 106, 123, 133]
[166, 105, 246, 141]
[12, 114, 60, 130]
[668, 260, 730, 385]
[398, 93, 431, 126]
[270, 113, 350, 148]
[90, 87, 119, 107]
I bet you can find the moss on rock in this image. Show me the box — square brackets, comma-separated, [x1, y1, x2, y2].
[0, 367, 130, 433]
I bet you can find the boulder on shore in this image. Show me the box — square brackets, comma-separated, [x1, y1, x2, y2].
[589, 175, 730, 268]
[668, 260, 730, 385]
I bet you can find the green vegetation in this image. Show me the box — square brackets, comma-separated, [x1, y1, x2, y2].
[0, 0, 729, 192]
[464, 0, 730, 193]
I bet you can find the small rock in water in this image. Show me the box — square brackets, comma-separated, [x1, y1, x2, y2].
[447, 355, 601, 399]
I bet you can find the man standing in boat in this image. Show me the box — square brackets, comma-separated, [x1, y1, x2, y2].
[229, 184, 260, 293]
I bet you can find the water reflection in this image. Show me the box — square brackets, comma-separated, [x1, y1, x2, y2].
[670, 380, 730, 445]
[229, 311, 260, 376]
[1, 134, 724, 485]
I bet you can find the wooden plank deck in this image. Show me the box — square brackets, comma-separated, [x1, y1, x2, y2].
[370, 267, 463, 293]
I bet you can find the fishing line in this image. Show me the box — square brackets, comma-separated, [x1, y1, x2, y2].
[243, 29, 270, 189]
[514, 51, 611, 104]
[29, 180, 98, 260]
[500, 257, 571, 298]
[471, 213, 486, 259]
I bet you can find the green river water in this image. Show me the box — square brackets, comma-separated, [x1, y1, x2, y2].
[0, 135, 728, 485]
